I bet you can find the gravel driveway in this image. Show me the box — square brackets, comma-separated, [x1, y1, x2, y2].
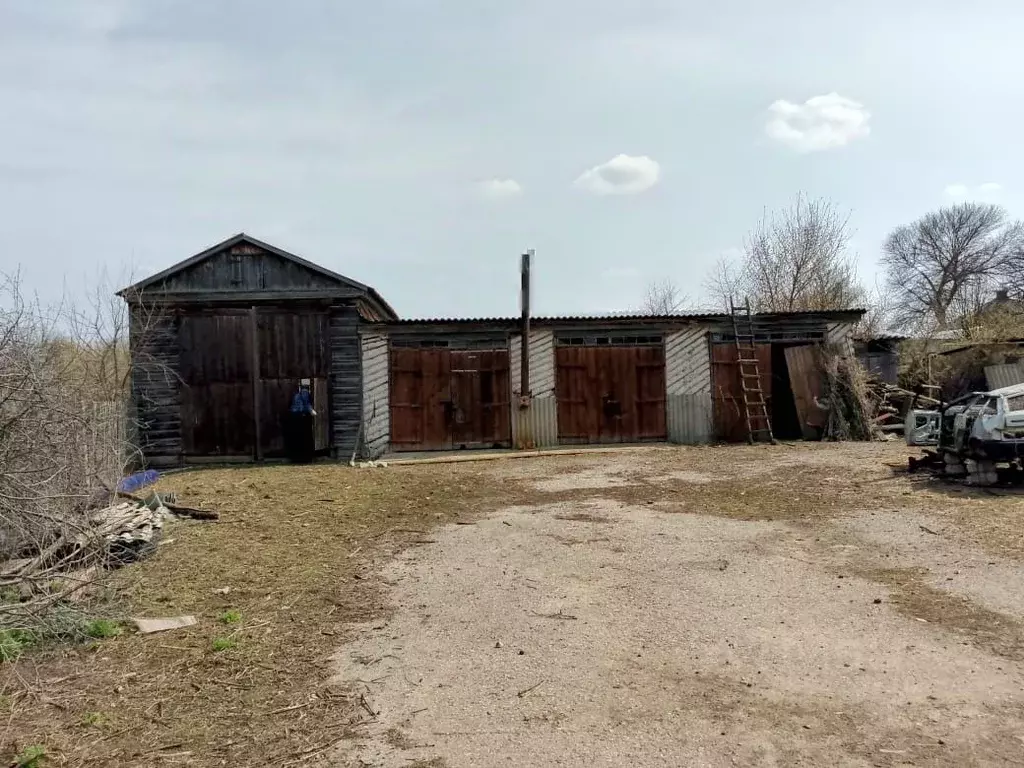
[333, 444, 1024, 767]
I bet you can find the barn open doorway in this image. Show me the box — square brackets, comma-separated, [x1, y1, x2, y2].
[770, 343, 803, 440]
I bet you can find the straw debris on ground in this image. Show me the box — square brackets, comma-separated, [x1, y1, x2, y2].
[1, 443, 1023, 766]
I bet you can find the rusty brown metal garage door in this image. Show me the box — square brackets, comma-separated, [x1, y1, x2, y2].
[710, 342, 772, 442]
[389, 347, 512, 452]
[555, 345, 667, 444]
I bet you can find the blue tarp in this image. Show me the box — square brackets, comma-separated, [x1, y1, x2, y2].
[117, 469, 160, 493]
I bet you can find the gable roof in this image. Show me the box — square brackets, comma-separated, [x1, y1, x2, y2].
[118, 232, 397, 319]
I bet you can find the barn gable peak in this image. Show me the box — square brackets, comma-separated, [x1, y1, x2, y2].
[118, 233, 396, 318]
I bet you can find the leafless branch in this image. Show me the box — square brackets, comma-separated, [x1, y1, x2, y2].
[639, 280, 687, 315]
[882, 202, 1024, 332]
[704, 194, 864, 312]
[0, 269, 174, 634]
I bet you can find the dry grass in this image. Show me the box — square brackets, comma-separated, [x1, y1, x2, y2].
[861, 567, 1024, 662]
[3, 442, 1024, 766]
[0, 462, 517, 767]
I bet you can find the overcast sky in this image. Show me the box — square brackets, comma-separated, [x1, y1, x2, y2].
[1, 1, 1022, 318]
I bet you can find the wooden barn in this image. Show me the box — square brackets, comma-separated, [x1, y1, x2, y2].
[123, 234, 865, 466]
[119, 233, 395, 466]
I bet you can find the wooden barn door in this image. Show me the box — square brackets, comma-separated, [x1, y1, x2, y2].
[390, 348, 450, 451]
[710, 343, 773, 442]
[448, 350, 512, 449]
[555, 345, 667, 444]
[179, 308, 330, 459]
[389, 347, 511, 452]
[256, 311, 330, 458]
[179, 311, 256, 457]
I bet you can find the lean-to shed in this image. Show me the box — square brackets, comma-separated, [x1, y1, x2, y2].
[359, 309, 865, 456]
[119, 233, 395, 466]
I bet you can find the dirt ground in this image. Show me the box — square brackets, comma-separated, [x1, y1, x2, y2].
[3, 443, 1024, 766]
[334, 444, 1024, 768]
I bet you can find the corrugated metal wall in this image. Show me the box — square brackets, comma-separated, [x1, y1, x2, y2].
[826, 322, 856, 356]
[510, 331, 558, 447]
[664, 328, 713, 443]
[360, 333, 390, 458]
[986, 363, 1024, 390]
[510, 331, 555, 396]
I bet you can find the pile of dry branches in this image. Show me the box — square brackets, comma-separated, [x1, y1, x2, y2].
[0, 273, 140, 637]
[819, 344, 878, 441]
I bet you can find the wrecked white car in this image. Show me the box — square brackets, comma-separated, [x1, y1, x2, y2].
[906, 384, 1024, 484]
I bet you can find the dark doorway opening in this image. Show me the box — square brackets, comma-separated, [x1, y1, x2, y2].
[770, 343, 803, 440]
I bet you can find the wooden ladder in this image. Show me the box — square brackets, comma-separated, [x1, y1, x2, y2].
[730, 298, 775, 444]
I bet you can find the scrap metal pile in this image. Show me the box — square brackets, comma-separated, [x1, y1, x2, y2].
[905, 383, 1024, 487]
[867, 378, 940, 437]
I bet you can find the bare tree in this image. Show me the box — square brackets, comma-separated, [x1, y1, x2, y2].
[0, 271, 174, 640]
[703, 257, 744, 311]
[704, 194, 864, 312]
[639, 279, 687, 315]
[855, 279, 899, 339]
[881, 202, 1024, 332]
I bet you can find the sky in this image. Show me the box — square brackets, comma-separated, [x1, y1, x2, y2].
[2, 1, 1023, 318]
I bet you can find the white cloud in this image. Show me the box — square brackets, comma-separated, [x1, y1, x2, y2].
[765, 93, 871, 153]
[574, 154, 660, 196]
[478, 178, 523, 199]
[945, 182, 1003, 199]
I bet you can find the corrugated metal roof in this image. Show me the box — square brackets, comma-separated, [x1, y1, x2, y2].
[853, 333, 908, 342]
[384, 308, 867, 325]
[936, 338, 1024, 356]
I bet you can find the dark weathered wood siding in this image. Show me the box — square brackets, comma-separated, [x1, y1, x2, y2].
[150, 241, 344, 295]
[330, 306, 362, 459]
[179, 311, 255, 456]
[129, 307, 182, 466]
[124, 235, 392, 466]
[257, 311, 330, 457]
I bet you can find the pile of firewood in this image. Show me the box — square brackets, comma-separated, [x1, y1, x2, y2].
[865, 376, 940, 434]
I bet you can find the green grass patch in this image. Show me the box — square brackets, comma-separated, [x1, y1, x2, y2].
[83, 619, 122, 639]
[0, 629, 37, 663]
[15, 745, 46, 767]
[211, 636, 237, 653]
